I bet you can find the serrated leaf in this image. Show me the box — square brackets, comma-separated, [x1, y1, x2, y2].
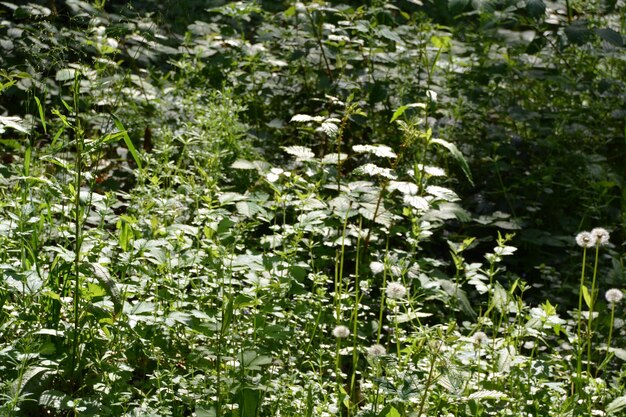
[353, 144, 396, 158]
[610, 347, 626, 360]
[318, 122, 338, 138]
[565, 23, 593, 45]
[526, 0, 546, 19]
[607, 396, 626, 414]
[468, 390, 506, 400]
[15, 366, 50, 395]
[290, 114, 323, 123]
[0, 115, 29, 134]
[92, 263, 122, 315]
[426, 185, 459, 201]
[595, 28, 623, 47]
[231, 159, 257, 170]
[282, 145, 315, 161]
[378, 26, 402, 43]
[430, 138, 473, 185]
[55, 68, 77, 81]
[236, 201, 262, 218]
[39, 389, 73, 410]
[34, 329, 64, 337]
[321, 152, 348, 164]
[448, 0, 470, 15]
[355, 163, 397, 179]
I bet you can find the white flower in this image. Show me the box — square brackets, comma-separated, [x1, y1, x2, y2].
[367, 344, 386, 357]
[575, 231, 594, 248]
[590, 227, 610, 246]
[385, 282, 407, 300]
[332, 325, 350, 339]
[605, 288, 623, 304]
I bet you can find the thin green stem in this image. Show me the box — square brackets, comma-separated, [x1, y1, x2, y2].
[586, 245, 601, 376]
[576, 246, 587, 390]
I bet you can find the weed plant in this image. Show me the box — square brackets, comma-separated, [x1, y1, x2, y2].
[1, 1, 626, 417]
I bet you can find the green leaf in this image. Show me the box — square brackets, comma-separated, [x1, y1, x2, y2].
[431, 138, 474, 185]
[0, 115, 29, 134]
[91, 263, 122, 316]
[221, 297, 234, 333]
[582, 285, 591, 308]
[595, 28, 623, 47]
[448, 0, 470, 15]
[390, 103, 426, 123]
[39, 389, 73, 410]
[238, 388, 261, 417]
[55, 68, 77, 82]
[112, 116, 142, 170]
[565, 23, 593, 45]
[377, 405, 401, 417]
[607, 396, 626, 415]
[195, 406, 216, 417]
[526, 0, 546, 18]
[34, 96, 46, 135]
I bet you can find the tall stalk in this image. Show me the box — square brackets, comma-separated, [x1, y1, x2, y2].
[70, 74, 85, 381]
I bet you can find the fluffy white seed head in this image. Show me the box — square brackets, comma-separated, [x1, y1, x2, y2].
[472, 331, 488, 345]
[332, 325, 350, 339]
[367, 344, 386, 357]
[386, 282, 407, 300]
[575, 231, 594, 248]
[605, 288, 623, 305]
[591, 227, 610, 246]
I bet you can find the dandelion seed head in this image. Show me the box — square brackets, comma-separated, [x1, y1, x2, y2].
[370, 261, 384, 275]
[367, 344, 386, 357]
[472, 331, 488, 345]
[575, 231, 594, 248]
[386, 282, 407, 300]
[332, 325, 350, 339]
[605, 288, 623, 304]
[591, 227, 610, 246]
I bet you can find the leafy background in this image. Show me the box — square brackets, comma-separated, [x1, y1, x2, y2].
[1, 0, 626, 416]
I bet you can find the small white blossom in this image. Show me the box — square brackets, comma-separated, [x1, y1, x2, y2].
[386, 282, 407, 300]
[332, 325, 350, 339]
[575, 231, 594, 248]
[605, 288, 623, 305]
[590, 227, 610, 246]
[367, 344, 386, 357]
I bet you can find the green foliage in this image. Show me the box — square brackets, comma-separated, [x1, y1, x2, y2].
[1, 1, 625, 416]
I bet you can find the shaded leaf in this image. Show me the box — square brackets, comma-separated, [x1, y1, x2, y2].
[430, 138, 473, 185]
[595, 28, 623, 47]
[526, 0, 546, 19]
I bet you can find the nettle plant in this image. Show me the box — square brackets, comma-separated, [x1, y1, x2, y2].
[213, 100, 519, 415]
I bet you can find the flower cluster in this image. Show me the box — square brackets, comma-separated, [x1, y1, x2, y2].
[575, 227, 610, 248]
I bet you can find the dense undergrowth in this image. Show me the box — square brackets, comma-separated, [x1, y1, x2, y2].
[1, 1, 626, 416]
